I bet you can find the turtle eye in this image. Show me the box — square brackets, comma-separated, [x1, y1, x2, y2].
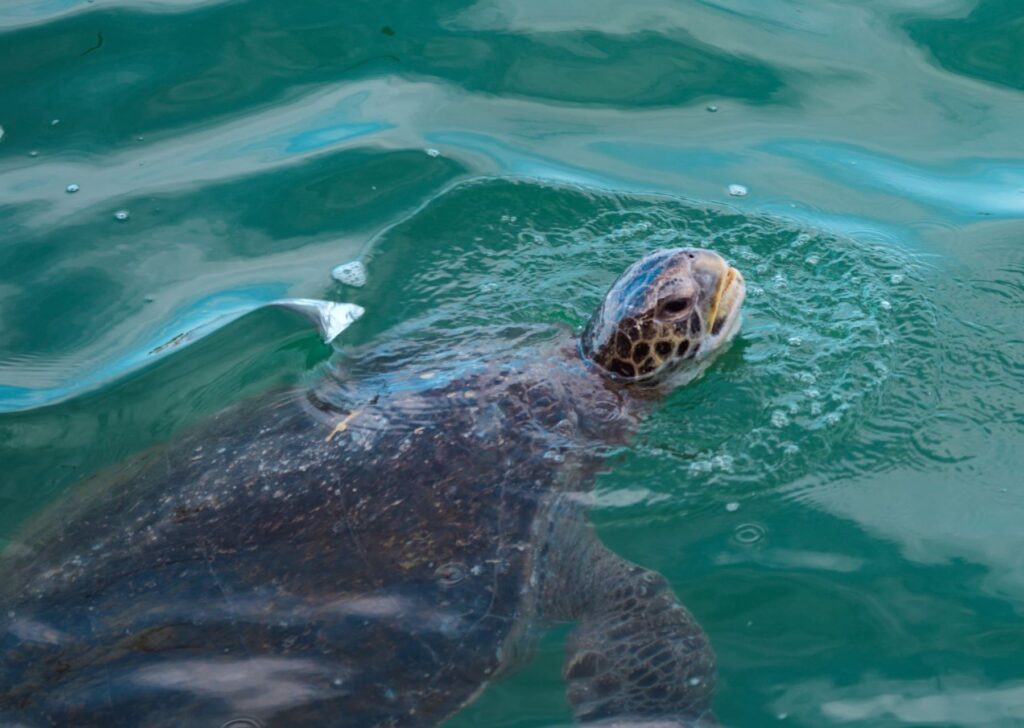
[659, 297, 692, 317]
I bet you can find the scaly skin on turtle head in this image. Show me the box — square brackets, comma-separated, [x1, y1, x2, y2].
[580, 248, 746, 385]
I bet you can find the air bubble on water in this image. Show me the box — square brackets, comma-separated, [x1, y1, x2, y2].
[728, 184, 748, 197]
[425, 148, 440, 158]
[804, 255, 819, 265]
[748, 285, 765, 297]
[50, 119, 60, 127]
[778, 713, 788, 721]
[143, 295, 155, 303]
[734, 523, 766, 544]
[890, 273, 904, 284]
[689, 460, 713, 474]
[711, 454, 734, 471]
[771, 410, 790, 428]
[706, 105, 718, 113]
[823, 411, 842, 426]
[331, 260, 367, 287]
[879, 299, 891, 310]
[688, 676, 703, 686]
[65, 183, 79, 193]
[29, 150, 39, 157]
[500, 214, 518, 223]
[787, 336, 802, 347]
[796, 371, 816, 384]
[0, 125, 4, 142]
[725, 502, 741, 513]
[113, 210, 129, 221]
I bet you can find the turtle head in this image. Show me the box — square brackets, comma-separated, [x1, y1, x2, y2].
[580, 248, 745, 386]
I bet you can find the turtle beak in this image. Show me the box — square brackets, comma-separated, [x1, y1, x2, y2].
[707, 265, 745, 338]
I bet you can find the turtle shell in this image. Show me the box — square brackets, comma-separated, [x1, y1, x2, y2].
[0, 356, 632, 728]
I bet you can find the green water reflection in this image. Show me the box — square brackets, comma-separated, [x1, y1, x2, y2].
[1, 0, 1023, 726]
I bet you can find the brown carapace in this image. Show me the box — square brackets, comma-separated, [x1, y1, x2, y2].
[581, 248, 745, 384]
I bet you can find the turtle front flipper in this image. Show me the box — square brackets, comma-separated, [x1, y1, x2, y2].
[540, 521, 717, 726]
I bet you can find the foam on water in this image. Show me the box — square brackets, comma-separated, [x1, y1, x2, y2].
[348, 178, 942, 509]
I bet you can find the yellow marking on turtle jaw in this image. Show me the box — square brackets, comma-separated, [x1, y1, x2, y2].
[325, 410, 361, 442]
[707, 266, 737, 331]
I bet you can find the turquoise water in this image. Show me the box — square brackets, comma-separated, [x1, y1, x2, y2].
[1, 1, 1023, 726]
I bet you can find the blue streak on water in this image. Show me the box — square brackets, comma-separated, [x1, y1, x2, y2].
[427, 130, 623, 189]
[284, 122, 388, 155]
[764, 140, 1024, 219]
[589, 141, 746, 174]
[0, 284, 289, 412]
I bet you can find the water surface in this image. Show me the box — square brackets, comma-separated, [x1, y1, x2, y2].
[1, 1, 1023, 726]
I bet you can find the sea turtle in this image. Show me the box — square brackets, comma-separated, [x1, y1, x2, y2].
[0, 247, 746, 728]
